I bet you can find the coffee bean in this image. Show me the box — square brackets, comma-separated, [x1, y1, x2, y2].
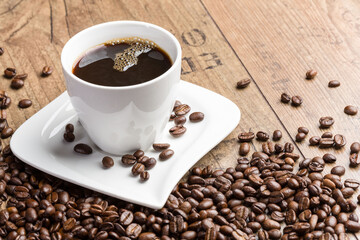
[159, 149, 174, 160]
[0, 109, 6, 121]
[152, 143, 170, 151]
[344, 105, 358, 115]
[102, 156, 114, 169]
[323, 153, 336, 163]
[328, 80, 340, 88]
[18, 99, 32, 108]
[0, 47, 3, 56]
[350, 153, 360, 168]
[319, 138, 334, 148]
[239, 143, 250, 156]
[291, 96, 303, 106]
[238, 132, 254, 142]
[4, 68, 16, 78]
[126, 223, 142, 238]
[174, 104, 191, 116]
[331, 166, 345, 176]
[272, 130, 282, 141]
[133, 150, 144, 159]
[281, 93, 291, 103]
[143, 157, 156, 170]
[131, 163, 145, 176]
[10, 79, 24, 89]
[309, 136, 320, 146]
[344, 179, 360, 189]
[297, 127, 309, 135]
[351, 142, 360, 153]
[169, 125, 186, 137]
[306, 69, 317, 79]
[63, 132, 75, 142]
[263, 219, 281, 230]
[65, 123, 74, 133]
[295, 132, 306, 142]
[189, 112, 204, 122]
[1, 127, 13, 139]
[346, 220, 360, 232]
[334, 134, 346, 149]
[140, 171, 149, 181]
[42, 66, 53, 76]
[74, 143, 92, 154]
[256, 131, 269, 141]
[121, 154, 137, 166]
[236, 78, 251, 89]
[319, 116, 334, 128]
[174, 116, 186, 125]
[139, 232, 158, 240]
[14, 73, 28, 80]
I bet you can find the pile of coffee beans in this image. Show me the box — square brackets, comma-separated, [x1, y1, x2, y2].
[0, 131, 359, 239]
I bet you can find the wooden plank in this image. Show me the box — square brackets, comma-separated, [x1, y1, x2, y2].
[202, 0, 360, 238]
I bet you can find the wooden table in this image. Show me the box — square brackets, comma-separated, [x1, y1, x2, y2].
[1, 0, 360, 238]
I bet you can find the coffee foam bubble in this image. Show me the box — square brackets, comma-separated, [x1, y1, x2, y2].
[107, 37, 157, 72]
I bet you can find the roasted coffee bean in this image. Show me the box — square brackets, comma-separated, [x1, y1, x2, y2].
[334, 134, 346, 149]
[306, 69, 317, 79]
[4, 68, 16, 78]
[281, 93, 291, 103]
[169, 125, 186, 137]
[102, 156, 114, 169]
[344, 179, 360, 189]
[18, 99, 32, 108]
[346, 220, 360, 232]
[63, 132, 75, 142]
[297, 127, 309, 135]
[121, 154, 137, 166]
[189, 112, 204, 122]
[143, 158, 156, 170]
[14, 73, 27, 80]
[322, 132, 333, 138]
[284, 142, 294, 153]
[140, 171, 149, 181]
[309, 136, 320, 146]
[131, 163, 145, 176]
[331, 166, 345, 176]
[236, 78, 251, 89]
[139, 232, 158, 240]
[328, 80, 340, 88]
[174, 116, 186, 125]
[238, 132, 255, 142]
[10, 79, 24, 89]
[174, 104, 191, 116]
[319, 138, 334, 148]
[323, 153, 336, 163]
[0, 47, 3, 55]
[256, 131, 269, 141]
[272, 130, 282, 141]
[344, 105, 358, 115]
[1, 127, 13, 139]
[263, 219, 281, 230]
[159, 149, 174, 160]
[350, 153, 360, 168]
[295, 132, 306, 142]
[319, 116, 334, 128]
[133, 150, 144, 159]
[0, 109, 6, 120]
[126, 223, 142, 238]
[152, 143, 170, 151]
[291, 95, 303, 106]
[42, 66, 53, 76]
[74, 143, 93, 154]
[239, 143, 250, 156]
[65, 123, 74, 133]
[351, 142, 360, 153]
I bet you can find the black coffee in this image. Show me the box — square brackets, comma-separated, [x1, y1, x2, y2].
[72, 37, 172, 87]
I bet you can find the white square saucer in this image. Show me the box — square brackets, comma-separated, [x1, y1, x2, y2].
[10, 80, 240, 209]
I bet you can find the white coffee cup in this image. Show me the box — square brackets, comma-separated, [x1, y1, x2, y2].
[61, 21, 181, 155]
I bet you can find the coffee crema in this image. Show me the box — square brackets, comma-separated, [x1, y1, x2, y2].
[72, 37, 172, 87]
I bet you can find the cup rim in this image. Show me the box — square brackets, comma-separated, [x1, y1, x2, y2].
[61, 20, 182, 90]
